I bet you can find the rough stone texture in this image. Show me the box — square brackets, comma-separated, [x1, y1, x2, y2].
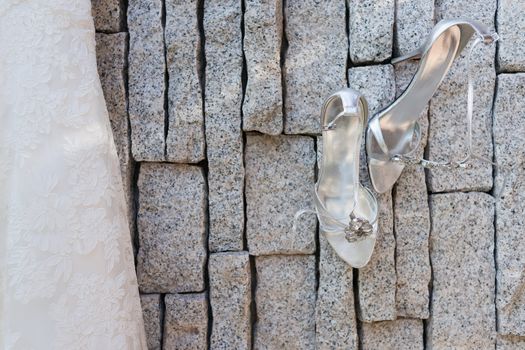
[95, 32, 134, 230]
[204, 0, 245, 252]
[243, 0, 283, 135]
[246, 135, 316, 255]
[357, 191, 396, 322]
[136, 164, 206, 293]
[316, 235, 358, 350]
[348, 0, 395, 63]
[394, 0, 434, 56]
[394, 164, 431, 319]
[94, 1, 525, 347]
[497, 0, 525, 72]
[497, 336, 525, 349]
[348, 65, 396, 117]
[128, 0, 166, 161]
[361, 319, 424, 350]
[254, 255, 316, 349]
[393, 61, 431, 319]
[435, 0, 496, 25]
[428, 192, 496, 349]
[164, 293, 208, 350]
[92, 0, 123, 33]
[494, 73, 525, 336]
[348, 65, 397, 322]
[283, 0, 347, 134]
[140, 294, 162, 350]
[165, 0, 205, 163]
[427, 0, 496, 192]
[209, 252, 252, 350]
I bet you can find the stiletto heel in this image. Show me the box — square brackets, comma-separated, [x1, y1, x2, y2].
[366, 19, 498, 193]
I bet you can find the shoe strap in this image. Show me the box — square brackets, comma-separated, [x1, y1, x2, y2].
[292, 184, 378, 242]
[368, 117, 422, 160]
[386, 32, 497, 170]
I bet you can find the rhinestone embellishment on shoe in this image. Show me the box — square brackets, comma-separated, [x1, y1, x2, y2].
[344, 213, 374, 243]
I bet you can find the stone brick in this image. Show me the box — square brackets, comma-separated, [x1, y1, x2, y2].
[204, 0, 245, 252]
[494, 73, 525, 336]
[357, 191, 396, 322]
[393, 61, 431, 319]
[348, 65, 396, 117]
[128, 0, 166, 161]
[497, 0, 525, 72]
[435, 0, 496, 29]
[394, 164, 431, 319]
[316, 235, 358, 350]
[95, 33, 134, 229]
[246, 135, 316, 255]
[254, 255, 316, 349]
[164, 293, 208, 350]
[165, 0, 205, 163]
[361, 319, 424, 350]
[92, 0, 123, 33]
[394, 0, 434, 56]
[137, 164, 206, 293]
[243, 0, 283, 135]
[348, 65, 397, 322]
[428, 192, 495, 349]
[348, 0, 395, 63]
[428, 0, 496, 192]
[283, 0, 347, 134]
[209, 252, 252, 350]
[140, 294, 162, 350]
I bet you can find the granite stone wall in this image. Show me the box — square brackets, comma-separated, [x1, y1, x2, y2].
[92, 0, 525, 348]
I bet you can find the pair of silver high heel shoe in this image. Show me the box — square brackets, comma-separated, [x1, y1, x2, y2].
[315, 19, 498, 268]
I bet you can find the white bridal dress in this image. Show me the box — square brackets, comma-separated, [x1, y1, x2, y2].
[0, 1, 147, 349]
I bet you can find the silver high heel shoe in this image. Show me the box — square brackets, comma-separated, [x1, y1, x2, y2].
[315, 88, 378, 268]
[366, 19, 499, 193]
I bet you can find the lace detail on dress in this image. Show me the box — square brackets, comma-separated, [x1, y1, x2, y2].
[0, 1, 147, 349]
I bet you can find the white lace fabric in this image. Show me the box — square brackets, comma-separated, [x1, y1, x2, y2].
[0, 1, 147, 348]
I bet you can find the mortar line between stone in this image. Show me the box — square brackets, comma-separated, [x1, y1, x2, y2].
[249, 254, 257, 350]
[391, 0, 397, 58]
[240, 0, 249, 253]
[161, 0, 169, 160]
[423, 43, 436, 344]
[391, 182, 398, 309]
[193, 0, 212, 347]
[160, 293, 166, 350]
[201, 160, 212, 350]
[280, 0, 288, 134]
[422, 18, 434, 341]
[389, 30, 399, 322]
[492, 1, 500, 344]
[345, 0, 352, 76]
[423, 110, 432, 350]
[121, 0, 140, 265]
[427, 188, 495, 195]
[238, 2, 257, 348]
[312, 135, 320, 347]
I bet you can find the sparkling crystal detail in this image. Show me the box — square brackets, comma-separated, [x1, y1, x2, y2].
[344, 213, 374, 243]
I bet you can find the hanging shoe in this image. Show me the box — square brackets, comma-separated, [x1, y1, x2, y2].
[366, 19, 499, 193]
[315, 88, 378, 268]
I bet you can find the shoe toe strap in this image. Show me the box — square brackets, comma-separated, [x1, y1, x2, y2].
[369, 117, 422, 160]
